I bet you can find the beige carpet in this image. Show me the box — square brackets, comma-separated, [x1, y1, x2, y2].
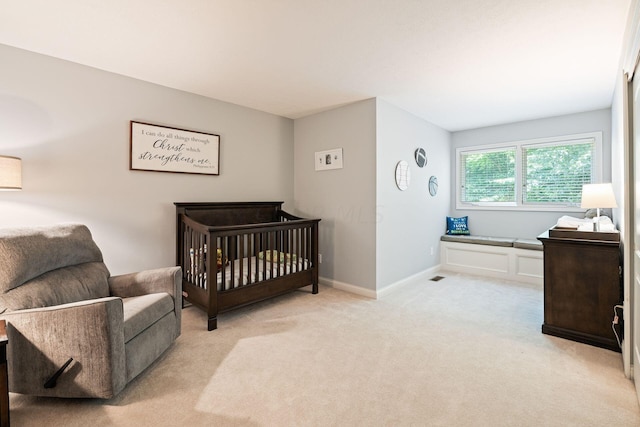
[9, 273, 640, 426]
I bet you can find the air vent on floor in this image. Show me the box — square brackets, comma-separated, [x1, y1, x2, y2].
[430, 275, 445, 282]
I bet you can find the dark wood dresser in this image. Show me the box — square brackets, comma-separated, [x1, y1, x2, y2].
[538, 228, 622, 352]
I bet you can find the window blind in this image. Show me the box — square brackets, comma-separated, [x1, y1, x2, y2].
[522, 139, 594, 205]
[460, 148, 516, 203]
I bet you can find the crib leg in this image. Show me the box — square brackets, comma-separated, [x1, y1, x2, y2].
[207, 316, 218, 331]
[312, 283, 318, 294]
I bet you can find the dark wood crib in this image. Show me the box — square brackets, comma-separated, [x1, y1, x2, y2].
[175, 202, 320, 330]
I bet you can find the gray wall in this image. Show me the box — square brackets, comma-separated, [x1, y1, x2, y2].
[293, 98, 451, 295]
[450, 109, 612, 239]
[376, 99, 450, 289]
[0, 44, 295, 275]
[293, 99, 377, 293]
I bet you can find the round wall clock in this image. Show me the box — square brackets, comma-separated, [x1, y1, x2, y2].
[414, 148, 427, 168]
[429, 176, 438, 196]
[395, 161, 410, 191]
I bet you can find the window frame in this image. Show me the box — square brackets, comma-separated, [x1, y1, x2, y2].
[455, 132, 603, 212]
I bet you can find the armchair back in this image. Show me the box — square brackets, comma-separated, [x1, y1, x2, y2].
[0, 224, 110, 313]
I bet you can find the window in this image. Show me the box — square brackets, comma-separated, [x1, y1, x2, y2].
[456, 132, 602, 211]
[460, 147, 516, 204]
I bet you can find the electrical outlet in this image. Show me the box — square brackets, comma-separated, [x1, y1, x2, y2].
[430, 247, 434, 256]
[319, 254, 323, 263]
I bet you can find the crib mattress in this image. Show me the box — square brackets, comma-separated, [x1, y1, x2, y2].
[190, 256, 310, 291]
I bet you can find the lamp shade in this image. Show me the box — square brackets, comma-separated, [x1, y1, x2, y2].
[0, 155, 22, 190]
[580, 183, 617, 209]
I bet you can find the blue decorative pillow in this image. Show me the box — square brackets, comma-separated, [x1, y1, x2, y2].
[446, 216, 470, 235]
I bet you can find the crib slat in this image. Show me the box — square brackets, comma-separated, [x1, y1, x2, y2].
[199, 232, 205, 290]
[228, 237, 233, 290]
[298, 227, 303, 272]
[304, 224, 311, 264]
[297, 227, 302, 271]
[197, 233, 201, 289]
[272, 229, 278, 275]
[237, 234, 243, 287]
[247, 233, 253, 284]
[263, 232, 269, 281]
[184, 224, 189, 284]
[191, 227, 198, 287]
[221, 236, 228, 291]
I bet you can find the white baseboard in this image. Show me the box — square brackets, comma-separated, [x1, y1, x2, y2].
[440, 241, 543, 285]
[319, 276, 377, 299]
[376, 265, 441, 298]
[319, 264, 442, 300]
[320, 243, 541, 301]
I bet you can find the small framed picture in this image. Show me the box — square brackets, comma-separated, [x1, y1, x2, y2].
[315, 148, 344, 171]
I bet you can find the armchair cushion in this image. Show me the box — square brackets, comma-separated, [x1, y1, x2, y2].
[122, 293, 174, 343]
[0, 262, 110, 314]
[0, 224, 104, 292]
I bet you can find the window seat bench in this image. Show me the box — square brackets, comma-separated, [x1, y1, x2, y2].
[439, 234, 543, 285]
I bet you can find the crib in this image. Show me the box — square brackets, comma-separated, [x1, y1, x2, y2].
[175, 202, 320, 330]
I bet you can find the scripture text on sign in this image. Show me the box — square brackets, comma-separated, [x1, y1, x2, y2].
[130, 121, 220, 175]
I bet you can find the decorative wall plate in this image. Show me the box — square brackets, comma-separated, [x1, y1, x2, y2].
[395, 161, 410, 191]
[414, 148, 427, 168]
[429, 176, 438, 196]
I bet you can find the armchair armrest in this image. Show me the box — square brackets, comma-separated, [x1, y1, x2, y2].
[0, 297, 126, 398]
[108, 266, 182, 337]
[108, 266, 181, 299]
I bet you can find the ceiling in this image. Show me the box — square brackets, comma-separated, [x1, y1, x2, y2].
[0, 0, 632, 131]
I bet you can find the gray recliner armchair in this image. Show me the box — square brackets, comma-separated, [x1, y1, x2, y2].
[0, 223, 181, 398]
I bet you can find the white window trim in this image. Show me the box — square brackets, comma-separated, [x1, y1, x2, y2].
[455, 131, 603, 212]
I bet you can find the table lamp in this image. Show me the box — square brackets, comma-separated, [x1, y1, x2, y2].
[580, 183, 617, 231]
[0, 156, 22, 190]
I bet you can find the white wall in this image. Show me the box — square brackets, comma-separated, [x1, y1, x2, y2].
[611, 73, 627, 233]
[450, 109, 613, 239]
[610, 0, 640, 381]
[293, 99, 377, 293]
[376, 99, 450, 289]
[0, 44, 294, 275]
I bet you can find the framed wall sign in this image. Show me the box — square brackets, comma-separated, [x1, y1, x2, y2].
[130, 121, 220, 175]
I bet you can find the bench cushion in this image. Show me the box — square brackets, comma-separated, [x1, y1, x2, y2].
[440, 234, 514, 247]
[513, 238, 543, 251]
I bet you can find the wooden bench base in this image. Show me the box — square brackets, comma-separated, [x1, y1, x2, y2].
[439, 235, 543, 285]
